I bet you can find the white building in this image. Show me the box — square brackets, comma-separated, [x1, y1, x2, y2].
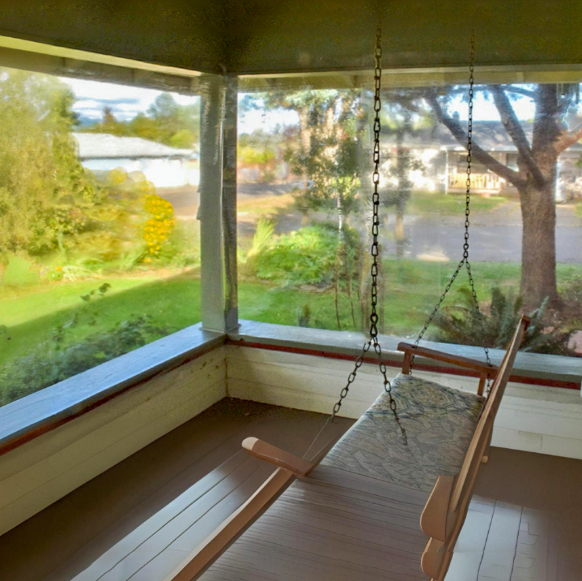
[73, 132, 200, 188]
[383, 121, 582, 200]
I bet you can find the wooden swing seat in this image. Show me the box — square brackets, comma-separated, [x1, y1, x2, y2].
[168, 316, 529, 581]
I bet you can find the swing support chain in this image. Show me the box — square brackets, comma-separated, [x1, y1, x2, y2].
[408, 32, 494, 387]
[329, 23, 407, 444]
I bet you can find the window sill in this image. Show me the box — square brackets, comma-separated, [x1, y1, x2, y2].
[0, 324, 225, 455]
[2, 319, 579, 457]
[230, 320, 582, 391]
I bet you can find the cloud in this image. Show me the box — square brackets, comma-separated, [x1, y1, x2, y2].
[61, 77, 198, 124]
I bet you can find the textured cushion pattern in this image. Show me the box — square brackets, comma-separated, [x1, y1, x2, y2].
[320, 373, 485, 492]
[201, 373, 484, 580]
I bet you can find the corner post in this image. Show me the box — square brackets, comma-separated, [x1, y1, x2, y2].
[199, 75, 226, 332]
[222, 75, 239, 332]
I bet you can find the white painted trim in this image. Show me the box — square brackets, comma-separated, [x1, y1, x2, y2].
[199, 75, 226, 332]
[0, 36, 204, 94]
[0, 34, 202, 77]
[1, 327, 578, 537]
[232, 320, 582, 388]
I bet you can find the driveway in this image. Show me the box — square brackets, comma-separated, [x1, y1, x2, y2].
[386, 201, 582, 263]
[163, 185, 582, 265]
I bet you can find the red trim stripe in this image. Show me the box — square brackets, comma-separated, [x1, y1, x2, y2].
[227, 338, 580, 391]
[2, 334, 578, 457]
[0, 339, 224, 457]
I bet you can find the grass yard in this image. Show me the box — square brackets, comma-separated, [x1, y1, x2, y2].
[3, 259, 581, 367]
[239, 260, 530, 334]
[0, 272, 202, 368]
[408, 192, 508, 215]
[1, 259, 580, 405]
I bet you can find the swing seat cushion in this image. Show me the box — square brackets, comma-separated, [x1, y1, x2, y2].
[201, 375, 485, 581]
[321, 373, 485, 493]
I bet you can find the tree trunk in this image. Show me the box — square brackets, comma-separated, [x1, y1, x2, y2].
[430, 84, 566, 311]
[519, 180, 559, 309]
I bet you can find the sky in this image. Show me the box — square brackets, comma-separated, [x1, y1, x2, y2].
[63, 78, 199, 124]
[61, 77, 536, 133]
[63, 76, 299, 132]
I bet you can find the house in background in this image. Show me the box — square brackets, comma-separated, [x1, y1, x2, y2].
[384, 120, 582, 200]
[73, 132, 200, 189]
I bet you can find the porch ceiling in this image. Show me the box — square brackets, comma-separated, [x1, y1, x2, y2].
[0, 1, 581, 75]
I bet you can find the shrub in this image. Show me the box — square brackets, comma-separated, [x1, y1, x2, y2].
[156, 221, 200, 267]
[239, 219, 275, 278]
[250, 222, 360, 288]
[0, 314, 170, 406]
[431, 285, 576, 355]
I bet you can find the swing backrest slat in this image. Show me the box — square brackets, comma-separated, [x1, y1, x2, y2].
[449, 315, 530, 513]
[420, 315, 530, 581]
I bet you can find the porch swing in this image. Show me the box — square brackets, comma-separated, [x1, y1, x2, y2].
[168, 26, 530, 581]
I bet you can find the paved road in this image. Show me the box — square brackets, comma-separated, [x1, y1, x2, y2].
[161, 185, 582, 264]
[238, 183, 298, 196]
[383, 202, 581, 263]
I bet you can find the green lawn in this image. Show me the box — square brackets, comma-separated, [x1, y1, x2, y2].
[407, 192, 508, 216]
[0, 272, 202, 368]
[1, 259, 580, 406]
[240, 260, 528, 334]
[3, 259, 581, 368]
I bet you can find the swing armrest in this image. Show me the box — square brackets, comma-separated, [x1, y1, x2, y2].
[397, 343, 497, 377]
[242, 438, 315, 477]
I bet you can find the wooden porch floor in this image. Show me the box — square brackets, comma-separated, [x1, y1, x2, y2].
[0, 397, 581, 581]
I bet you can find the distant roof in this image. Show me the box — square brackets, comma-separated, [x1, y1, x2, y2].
[72, 132, 194, 159]
[386, 120, 582, 154]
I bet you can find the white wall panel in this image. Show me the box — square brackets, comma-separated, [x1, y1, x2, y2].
[0, 347, 226, 536]
[226, 345, 582, 460]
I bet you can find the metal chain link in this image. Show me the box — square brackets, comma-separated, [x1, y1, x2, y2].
[330, 23, 407, 444]
[409, 32, 493, 383]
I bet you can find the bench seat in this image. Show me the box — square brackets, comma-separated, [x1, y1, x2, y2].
[201, 375, 484, 580]
[322, 374, 484, 492]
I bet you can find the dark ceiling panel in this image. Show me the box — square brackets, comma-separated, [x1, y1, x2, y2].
[223, 0, 582, 74]
[0, 0, 580, 74]
[0, 0, 227, 74]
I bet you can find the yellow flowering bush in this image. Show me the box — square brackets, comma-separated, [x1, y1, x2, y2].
[107, 167, 128, 186]
[141, 194, 175, 259]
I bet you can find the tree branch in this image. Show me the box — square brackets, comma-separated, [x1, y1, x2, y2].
[444, 85, 491, 96]
[555, 121, 582, 153]
[498, 86, 537, 99]
[441, 85, 536, 99]
[491, 86, 546, 188]
[427, 92, 526, 189]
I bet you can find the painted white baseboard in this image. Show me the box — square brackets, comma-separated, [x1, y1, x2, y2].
[1, 341, 579, 537]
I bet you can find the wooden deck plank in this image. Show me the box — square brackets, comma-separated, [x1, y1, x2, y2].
[71, 452, 251, 580]
[477, 502, 523, 581]
[0, 399, 353, 581]
[119, 462, 275, 581]
[2, 399, 582, 581]
[200, 466, 428, 581]
[207, 538, 417, 581]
